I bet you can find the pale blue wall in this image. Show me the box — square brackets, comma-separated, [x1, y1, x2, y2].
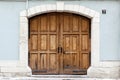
[0, 1, 120, 60]
[0, 2, 26, 60]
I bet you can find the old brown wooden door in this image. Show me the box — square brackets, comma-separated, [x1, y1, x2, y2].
[29, 12, 90, 75]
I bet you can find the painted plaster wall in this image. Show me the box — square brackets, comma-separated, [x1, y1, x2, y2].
[0, 2, 26, 60]
[0, 1, 120, 60]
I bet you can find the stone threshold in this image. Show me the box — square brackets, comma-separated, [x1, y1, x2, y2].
[32, 75, 88, 78]
[0, 75, 120, 80]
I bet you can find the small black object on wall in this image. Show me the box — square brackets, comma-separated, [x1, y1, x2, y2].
[102, 9, 106, 14]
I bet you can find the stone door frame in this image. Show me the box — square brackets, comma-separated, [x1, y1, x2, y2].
[20, 1, 100, 76]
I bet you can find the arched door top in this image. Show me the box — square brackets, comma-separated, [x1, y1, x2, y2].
[20, 2, 100, 19]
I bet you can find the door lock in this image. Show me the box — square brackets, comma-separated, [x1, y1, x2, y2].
[57, 46, 63, 53]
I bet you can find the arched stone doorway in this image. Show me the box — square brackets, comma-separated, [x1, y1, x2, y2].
[20, 2, 100, 76]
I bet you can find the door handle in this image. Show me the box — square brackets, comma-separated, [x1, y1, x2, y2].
[63, 50, 66, 54]
[57, 46, 66, 54]
[57, 46, 62, 53]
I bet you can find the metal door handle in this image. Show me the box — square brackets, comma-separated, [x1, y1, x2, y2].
[62, 48, 65, 54]
[58, 46, 62, 53]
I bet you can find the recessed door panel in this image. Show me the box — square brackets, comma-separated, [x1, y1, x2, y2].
[40, 15, 48, 32]
[49, 15, 57, 32]
[81, 34, 89, 51]
[29, 13, 59, 74]
[30, 17, 38, 32]
[31, 35, 38, 51]
[30, 53, 38, 71]
[81, 18, 89, 32]
[63, 14, 71, 32]
[72, 15, 79, 32]
[49, 35, 57, 51]
[40, 35, 47, 51]
[40, 53, 47, 70]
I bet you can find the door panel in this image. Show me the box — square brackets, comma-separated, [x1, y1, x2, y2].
[61, 14, 78, 74]
[40, 15, 48, 32]
[31, 35, 38, 50]
[81, 53, 89, 69]
[60, 13, 90, 74]
[49, 35, 57, 51]
[49, 15, 57, 32]
[81, 34, 89, 51]
[40, 35, 47, 50]
[49, 53, 57, 69]
[29, 13, 59, 74]
[72, 15, 79, 32]
[30, 17, 38, 32]
[40, 53, 47, 70]
[63, 14, 71, 32]
[81, 18, 89, 32]
[30, 53, 38, 71]
[29, 12, 90, 75]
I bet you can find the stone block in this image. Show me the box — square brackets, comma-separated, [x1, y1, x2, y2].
[20, 17, 28, 23]
[57, 2, 64, 11]
[79, 6, 85, 14]
[20, 10, 27, 17]
[73, 5, 79, 12]
[40, 5, 47, 12]
[28, 7, 36, 17]
[88, 67, 120, 78]
[35, 6, 41, 13]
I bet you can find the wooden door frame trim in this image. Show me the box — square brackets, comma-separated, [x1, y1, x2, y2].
[20, 2, 100, 76]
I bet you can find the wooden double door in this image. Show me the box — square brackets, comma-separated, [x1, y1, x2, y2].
[29, 12, 91, 75]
